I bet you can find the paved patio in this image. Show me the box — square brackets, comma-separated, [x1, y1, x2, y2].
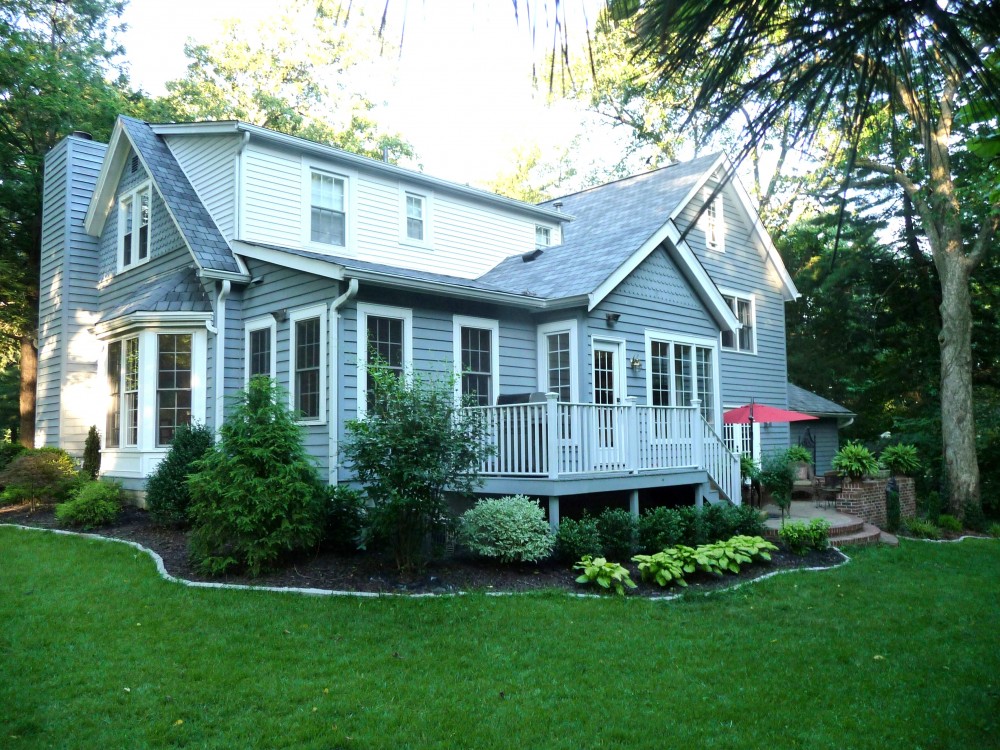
[760, 500, 894, 546]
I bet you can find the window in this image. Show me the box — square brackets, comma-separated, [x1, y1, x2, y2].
[105, 336, 139, 448]
[310, 170, 346, 247]
[357, 303, 412, 417]
[157, 334, 192, 446]
[106, 341, 122, 449]
[537, 320, 578, 402]
[703, 190, 724, 251]
[720, 293, 756, 353]
[405, 193, 424, 241]
[645, 333, 719, 426]
[119, 183, 151, 270]
[245, 316, 277, 382]
[535, 225, 552, 248]
[290, 305, 326, 422]
[454, 316, 499, 406]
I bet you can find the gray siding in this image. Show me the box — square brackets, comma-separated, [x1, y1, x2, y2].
[680, 179, 791, 456]
[790, 419, 841, 475]
[164, 134, 240, 239]
[37, 136, 107, 454]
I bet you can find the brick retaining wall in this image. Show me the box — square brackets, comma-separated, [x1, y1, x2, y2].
[835, 476, 915, 527]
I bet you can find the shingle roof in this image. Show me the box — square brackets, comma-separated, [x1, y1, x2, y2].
[477, 153, 722, 299]
[99, 267, 212, 322]
[120, 117, 241, 274]
[787, 384, 855, 417]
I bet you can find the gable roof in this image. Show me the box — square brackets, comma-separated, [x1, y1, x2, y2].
[787, 384, 855, 417]
[84, 116, 243, 276]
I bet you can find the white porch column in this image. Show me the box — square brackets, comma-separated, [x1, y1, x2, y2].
[548, 496, 560, 533]
[625, 395, 639, 473]
[629, 489, 639, 519]
[691, 398, 704, 469]
[545, 392, 560, 479]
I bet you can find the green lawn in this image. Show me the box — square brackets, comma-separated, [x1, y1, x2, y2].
[2, 527, 998, 750]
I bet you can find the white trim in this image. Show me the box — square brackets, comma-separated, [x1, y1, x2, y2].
[301, 160, 356, 255]
[452, 315, 500, 405]
[718, 289, 758, 355]
[117, 180, 153, 273]
[643, 329, 722, 427]
[231, 240, 345, 280]
[701, 187, 725, 252]
[668, 152, 730, 223]
[289, 304, 328, 425]
[84, 121, 129, 235]
[537, 319, 579, 402]
[94, 311, 213, 339]
[590, 336, 627, 404]
[244, 314, 277, 384]
[399, 187, 433, 248]
[355, 302, 413, 419]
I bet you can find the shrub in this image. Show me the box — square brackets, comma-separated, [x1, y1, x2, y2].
[759, 452, 795, 516]
[936, 514, 962, 532]
[904, 518, 941, 539]
[596, 507, 636, 560]
[987, 522, 1000, 539]
[146, 423, 214, 527]
[779, 519, 831, 555]
[703, 503, 743, 542]
[0, 448, 78, 510]
[573, 555, 636, 596]
[885, 481, 901, 533]
[555, 514, 602, 562]
[785, 445, 813, 464]
[632, 546, 697, 587]
[341, 362, 494, 571]
[55, 480, 122, 529]
[0, 440, 26, 476]
[82, 426, 101, 480]
[460, 495, 554, 563]
[732, 503, 766, 536]
[832, 441, 879, 480]
[880, 443, 921, 476]
[322, 484, 367, 555]
[637, 506, 685, 553]
[187, 377, 327, 576]
[739, 453, 760, 484]
[676, 505, 709, 546]
[962, 499, 986, 533]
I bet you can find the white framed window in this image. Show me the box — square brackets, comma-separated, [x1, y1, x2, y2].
[535, 225, 552, 248]
[720, 292, 756, 353]
[356, 302, 413, 418]
[156, 333, 193, 446]
[644, 331, 720, 426]
[400, 190, 431, 245]
[118, 181, 151, 271]
[537, 320, 579, 402]
[289, 305, 327, 424]
[453, 316, 499, 406]
[245, 315, 277, 382]
[308, 167, 347, 248]
[702, 188, 724, 251]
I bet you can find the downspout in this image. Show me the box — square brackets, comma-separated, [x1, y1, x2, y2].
[214, 280, 231, 439]
[328, 278, 359, 484]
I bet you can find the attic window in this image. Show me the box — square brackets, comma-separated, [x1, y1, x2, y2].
[535, 225, 552, 248]
[130, 154, 139, 173]
[119, 182, 151, 271]
[702, 189, 724, 251]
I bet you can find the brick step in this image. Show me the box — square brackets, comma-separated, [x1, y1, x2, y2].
[829, 523, 883, 547]
[762, 517, 865, 542]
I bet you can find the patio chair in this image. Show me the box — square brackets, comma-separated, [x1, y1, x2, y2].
[818, 471, 843, 509]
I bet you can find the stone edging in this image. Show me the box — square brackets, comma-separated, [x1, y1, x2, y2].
[4, 522, 852, 602]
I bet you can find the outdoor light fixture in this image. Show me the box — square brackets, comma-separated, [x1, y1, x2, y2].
[630, 356, 642, 371]
[605, 312, 621, 326]
[273, 309, 288, 323]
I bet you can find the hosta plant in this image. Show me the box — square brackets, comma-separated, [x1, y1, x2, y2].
[573, 555, 637, 596]
[632, 545, 698, 587]
[785, 445, 813, 464]
[880, 444, 921, 476]
[832, 441, 879, 480]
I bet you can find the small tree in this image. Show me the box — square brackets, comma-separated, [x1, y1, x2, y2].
[82, 426, 101, 480]
[341, 362, 493, 571]
[759, 452, 795, 523]
[0, 448, 78, 511]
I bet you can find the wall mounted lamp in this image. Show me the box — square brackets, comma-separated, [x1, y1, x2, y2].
[273, 309, 288, 323]
[605, 312, 621, 327]
[630, 356, 642, 371]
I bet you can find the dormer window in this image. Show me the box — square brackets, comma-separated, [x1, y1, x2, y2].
[119, 183, 151, 271]
[703, 190, 724, 251]
[310, 170, 346, 247]
[399, 189, 431, 246]
[406, 194, 424, 241]
[535, 225, 552, 248]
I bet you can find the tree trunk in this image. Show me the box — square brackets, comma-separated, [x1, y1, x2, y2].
[935, 249, 979, 518]
[19, 335, 37, 449]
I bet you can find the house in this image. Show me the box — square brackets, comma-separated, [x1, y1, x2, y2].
[787, 384, 856, 474]
[37, 116, 799, 525]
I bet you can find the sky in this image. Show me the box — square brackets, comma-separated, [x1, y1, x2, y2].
[118, 0, 610, 187]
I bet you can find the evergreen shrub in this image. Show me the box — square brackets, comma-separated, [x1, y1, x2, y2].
[55, 480, 122, 529]
[555, 514, 602, 562]
[146, 423, 214, 527]
[596, 507, 636, 560]
[637, 506, 685, 553]
[460, 495, 554, 563]
[322, 484, 367, 554]
[82, 425, 101, 479]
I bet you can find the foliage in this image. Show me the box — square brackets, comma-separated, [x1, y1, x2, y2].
[636, 503, 763, 553]
[459, 495, 554, 564]
[0, 448, 78, 510]
[739, 453, 760, 483]
[779, 519, 831, 556]
[146, 423, 215, 527]
[573, 555, 637, 596]
[187, 378, 326, 576]
[885, 482, 901, 534]
[937, 515, 963, 533]
[637, 506, 685, 552]
[962, 499, 987, 533]
[55, 480, 121, 530]
[595, 507, 636, 561]
[832, 442, 879, 480]
[759, 453, 795, 516]
[554, 514, 602, 562]
[633, 535, 777, 586]
[785, 445, 813, 465]
[341, 363, 493, 571]
[322, 485, 367, 555]
[903, 518, 942, 540]
[0, 438, 26, 476]
[632, 546, 696, 587]
[161, 0, 412, 163]
[987, 522, 1000, 539]
[880, 444, 921, 477]
[81, 426, 101, 480]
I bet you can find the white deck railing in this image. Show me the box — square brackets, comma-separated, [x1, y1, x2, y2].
[465, 394, 741, 503]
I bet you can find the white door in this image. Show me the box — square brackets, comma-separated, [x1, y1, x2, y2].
[592, 340, 625, 467]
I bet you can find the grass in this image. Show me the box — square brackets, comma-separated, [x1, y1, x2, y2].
[1, 527, 998, 750]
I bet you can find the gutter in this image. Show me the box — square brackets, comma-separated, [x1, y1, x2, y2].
[213, 280, 231, 440]
[328, 278, 359, 484]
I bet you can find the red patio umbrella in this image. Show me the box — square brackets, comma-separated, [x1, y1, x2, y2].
[723, 398, 818, 466]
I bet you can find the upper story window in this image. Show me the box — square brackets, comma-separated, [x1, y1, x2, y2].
[119, 183, 151, 270]
[703, 189, 724, 251]
[405, 193, 425, 241]
[454, 316, 499, 407]
[310, 170, 346, 247]
[537, 320, 578, 403]
[720, 293, 756, 353]
[357, 303, 413, 418]
[289, 305, 326, 423]
[535, 225, 552, 249]
[400, 189, 431, 246]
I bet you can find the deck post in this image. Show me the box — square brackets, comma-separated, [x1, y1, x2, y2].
[548, 496, 560, 532]
[625, 396, 639, 473]
[545, 392, 560, 479]
[690, 399, 704, 469]
[629, 489, 639, 519]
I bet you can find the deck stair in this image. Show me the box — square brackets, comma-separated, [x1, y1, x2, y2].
[761, 500, 891, 548]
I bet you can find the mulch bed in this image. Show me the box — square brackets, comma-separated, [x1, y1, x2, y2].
[1, 503, 846, 597]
